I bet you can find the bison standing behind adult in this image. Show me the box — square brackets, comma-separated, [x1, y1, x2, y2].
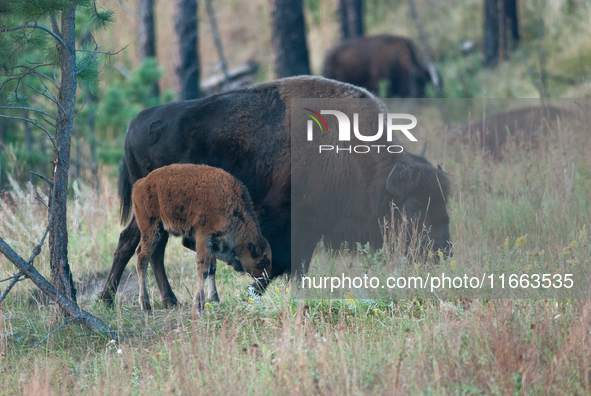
[100, 76, 452, 307]
[323, 35, 433, 98]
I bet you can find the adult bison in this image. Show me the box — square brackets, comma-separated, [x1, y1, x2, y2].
[447, 105, 571, 159]
[100, 76, 452, 307]
[323, 35, 433, 98]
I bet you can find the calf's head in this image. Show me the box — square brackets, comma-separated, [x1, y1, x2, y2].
[386, 163, 452, 258]
[238, 239, 272, 279]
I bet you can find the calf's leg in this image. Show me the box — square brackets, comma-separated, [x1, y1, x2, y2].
[100, 216, 141, 307]
[206, 258, 219, 303]
[193, 237, 211, 311]
[149, 231, 178, 308]
[137, 231, 159, 313]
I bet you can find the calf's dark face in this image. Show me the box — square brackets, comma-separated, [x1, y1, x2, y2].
[386, 164, 452, 258]
[241, 240, 272, 279]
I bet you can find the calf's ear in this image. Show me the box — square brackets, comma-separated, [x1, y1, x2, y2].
[386, 164, 416, 203]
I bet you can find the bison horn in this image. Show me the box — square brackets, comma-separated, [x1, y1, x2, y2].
[438, 164, 443, 171]
[386, 164, 403, 200]
[419, 143, 427, 157]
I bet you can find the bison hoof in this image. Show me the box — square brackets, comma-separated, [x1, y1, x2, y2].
[99, 289, 117, 308]
[161, 294, 179, 309]
[206, 295, 220, 303]
[140, 302, 152, 313]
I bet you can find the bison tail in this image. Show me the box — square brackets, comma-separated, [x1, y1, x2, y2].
[118, 156, 133, 225]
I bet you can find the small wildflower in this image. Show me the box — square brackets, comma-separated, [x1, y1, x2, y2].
[374, 308, 381, 314]
[204, 302, 212, 309]
[514, 234, 527, 249]
[437, 249, 444, 260]
[274, 285, 280, 292]
[567, 241, 578, 249]
[285, 288, 290, 293]
[504, 237, 509, 248]
[117, 348, 123, 355]
[249, 297, 255, 302]
[450, 260, 457, 270]
[428, 250, 433, 258]
[524, 265, 532, 274]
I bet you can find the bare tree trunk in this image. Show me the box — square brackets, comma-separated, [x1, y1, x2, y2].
[0, 237, 115, 336]
[50, 5, 78, 309]
[270, 0, 310, 78]
[498, 0, 505, 61]
[505, 0, 519, 49]
[484, 0, 499, 67]
[339, 0, 363, 41]
[138, 0, 160, 98]
[537, 0, 547, 98]
[205, 0, 229, 84]
[175, 0, 200, 100]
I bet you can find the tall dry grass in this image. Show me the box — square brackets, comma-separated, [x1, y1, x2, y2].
[0, 98, 589, 394]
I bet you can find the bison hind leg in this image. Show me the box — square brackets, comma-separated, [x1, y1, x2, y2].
[136, 231, 161, 313]
[193, 235, 211, 312]
[149, 231, 178, 308]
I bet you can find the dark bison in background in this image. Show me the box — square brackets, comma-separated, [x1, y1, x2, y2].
[447, 105, 571, 159]
[323, 35, 433, 98]
[100, 76, 452, 307]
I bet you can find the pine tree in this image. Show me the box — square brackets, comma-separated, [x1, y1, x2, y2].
[270, 0, 310, 78]
[339, 0, 364, 41]
[0, 0, 115, 323]
[175, 0, 200, 100]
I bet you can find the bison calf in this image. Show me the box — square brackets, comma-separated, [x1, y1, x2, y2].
[132, 164, 272, 312]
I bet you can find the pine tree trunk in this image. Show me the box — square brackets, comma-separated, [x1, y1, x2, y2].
[175, 0, 200, 100]
[270, 0, 310, 78]
[50, 4, 78, 309]
[483, 0, 499, 67]
[138, 0, 160, 97]
[339, 0, 363, 41]
[505, 0, 519, 48]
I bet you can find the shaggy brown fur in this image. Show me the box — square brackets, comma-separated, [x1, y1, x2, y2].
[323, 35, 431, 97]
[132, 164, 271, 312]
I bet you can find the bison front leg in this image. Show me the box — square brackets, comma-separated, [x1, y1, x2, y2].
[193, 238, 210, 311]
[100, 216, 141, 307]
[206, 258, 220, 303]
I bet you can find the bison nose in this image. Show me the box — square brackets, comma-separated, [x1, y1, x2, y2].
[258, 257, 270, 269]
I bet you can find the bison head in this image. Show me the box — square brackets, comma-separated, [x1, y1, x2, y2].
[238, 239, 272, 279]
[386, 163, 452, 258]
